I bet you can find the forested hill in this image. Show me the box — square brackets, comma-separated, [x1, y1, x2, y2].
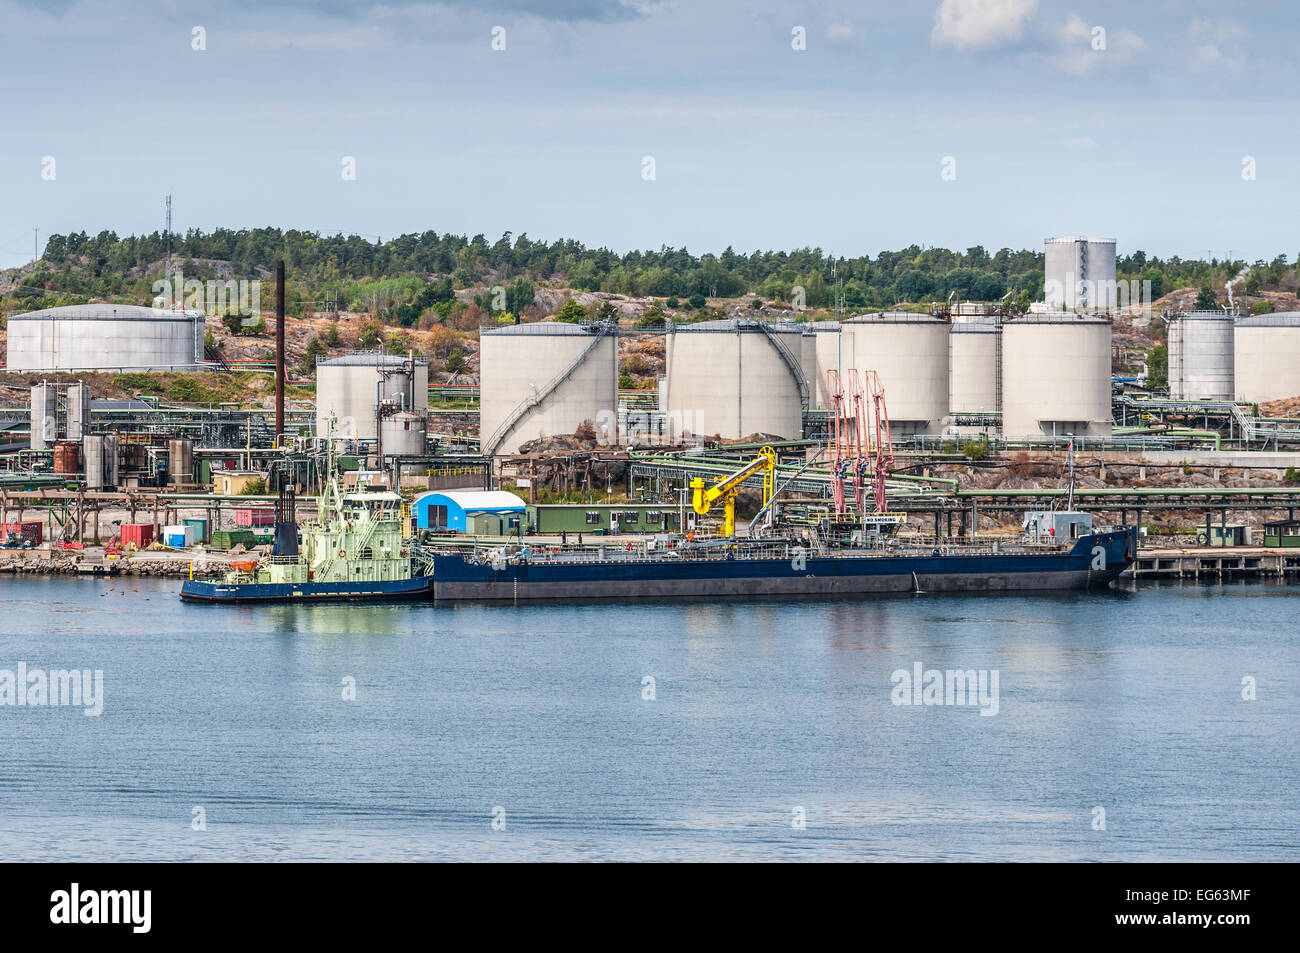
[9, 226, 1296, 317]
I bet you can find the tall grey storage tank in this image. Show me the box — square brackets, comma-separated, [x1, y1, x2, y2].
[1044, 237, 1118, 311]
[1233, 312, 1300, 404]
[30, 383, 57, 450]
[663, 319, 807, 441]
[103, 434, 119, 488]
[480, 322, 618, 455]
[83, 435, 104, 490]
[66, 383, 92, 441]
[1168, 311, 1234, 400]
[316, 352, 429, 441]
[1001, 312, 1112, 437]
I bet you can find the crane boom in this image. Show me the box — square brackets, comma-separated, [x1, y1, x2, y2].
[690, 446, 777, 537]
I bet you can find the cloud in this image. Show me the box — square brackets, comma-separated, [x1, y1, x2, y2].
[1061, 136, 1096, 150]
[221, 0, 658, 23]
[1055, 12, 1145, 76]
[931, 0, 1038, 51]
[826, 21, 856, 44]
[1186, 18, 1246, 72]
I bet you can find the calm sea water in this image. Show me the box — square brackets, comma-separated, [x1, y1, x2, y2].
[1, 575, 1296, 861]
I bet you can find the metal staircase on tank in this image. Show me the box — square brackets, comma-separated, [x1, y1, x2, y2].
[481, 322, 614, 456]
[755, 322, 810, 413]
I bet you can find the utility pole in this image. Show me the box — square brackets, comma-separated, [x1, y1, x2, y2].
[33, 228, 37, 263]
[165, 194, 173, 289]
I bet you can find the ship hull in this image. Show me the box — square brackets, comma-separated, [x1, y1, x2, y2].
[431, 529, 1137, 602]
[179, 574, 434, 604]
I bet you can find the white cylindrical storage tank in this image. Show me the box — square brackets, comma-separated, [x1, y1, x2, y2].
[1168, 310, 1234, 400]
[805, 321, 842, 411]
[83, 435, 104, 490]
[6, 304, 203, 371]
[1001, 312, 1112, 437]
[316, 353, 429, 441]
[480, 322, 618, 455]
[30, 383, 56, 450]
[664, 319, 806, 441]
[949, 317, 1001, 414]
[66, 383, 91, 441]
[837, 312, 949, 434]
[1044, 237, 1117, 311]
[380, 411, 427, 457]
[1233, 312, 1300, 404]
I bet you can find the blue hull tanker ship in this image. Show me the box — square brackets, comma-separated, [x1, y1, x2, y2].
[429, 516, 1137, 603]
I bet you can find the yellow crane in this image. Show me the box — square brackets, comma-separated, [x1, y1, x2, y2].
[690, 446, 777, 537]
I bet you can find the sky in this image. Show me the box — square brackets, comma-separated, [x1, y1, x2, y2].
[1, 0, 1297, 269]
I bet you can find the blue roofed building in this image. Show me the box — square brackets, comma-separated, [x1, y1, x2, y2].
[413, 489, 527, 534]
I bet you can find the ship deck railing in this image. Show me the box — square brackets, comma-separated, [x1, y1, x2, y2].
[457, 536, 1082, 566]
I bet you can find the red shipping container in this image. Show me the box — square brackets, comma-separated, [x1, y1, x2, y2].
[119, 523, 155, 547]
[235, 507, 275, 527]
[2, 521, 42, 544]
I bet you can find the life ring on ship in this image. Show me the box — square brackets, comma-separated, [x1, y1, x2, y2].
[400, 549, 408, 557]
[626, 542, 633, 552]
[338, 550, 346, 557]
[551, 546, 560, 555]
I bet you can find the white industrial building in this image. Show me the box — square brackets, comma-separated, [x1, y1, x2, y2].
[316, 353, 429, 442]
[1168, 310, 1235, 400]
[479, 322, 618, 455]
[663, 319, 808, 441]
[1043, 237, 1118, 311]
[6, 304, 203, 371]
[1233, 312, 1300, 404]
[1000, 312, 1112, 437]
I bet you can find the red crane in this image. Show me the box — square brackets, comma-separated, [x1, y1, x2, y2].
[863, 370, 894, 514]
[825, 369, 848, 514]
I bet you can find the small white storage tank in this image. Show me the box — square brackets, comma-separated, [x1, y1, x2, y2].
[168, 438, 194, 485]
[379, 411, 427, 457]
[837, 312, 949, 434]
[1168, 310, 1234, 400]
[316, 353, 429, 441]
[1233, 312, 1300, 404]
[664, 319, 806, 441]
[948, 317, 1001, 415]
[1044, 237, 1117, 311]
[1001, 312, 1112, 437]
[6, 304, 203, 371]
[479, 322, 618, 455]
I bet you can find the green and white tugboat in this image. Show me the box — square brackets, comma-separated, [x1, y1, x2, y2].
[181, 454, 434, 604]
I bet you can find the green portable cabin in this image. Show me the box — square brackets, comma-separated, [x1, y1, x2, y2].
[1263, 520, 1300, 547]
[1194, 523, 1249, 547]
[525, 503, 681, 535]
